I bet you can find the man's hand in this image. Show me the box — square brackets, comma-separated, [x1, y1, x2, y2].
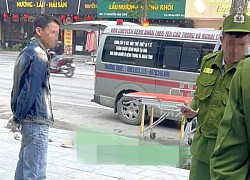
[7, 116, 20, 132]
[180, 101, 198, 119]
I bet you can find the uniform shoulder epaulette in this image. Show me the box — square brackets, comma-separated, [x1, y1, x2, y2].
[203, 51, 220, 61]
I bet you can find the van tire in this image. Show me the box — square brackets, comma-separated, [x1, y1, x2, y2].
[117, 96, 147, 125]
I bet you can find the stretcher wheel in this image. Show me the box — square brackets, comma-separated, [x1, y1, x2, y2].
[150, 132, 156, 139]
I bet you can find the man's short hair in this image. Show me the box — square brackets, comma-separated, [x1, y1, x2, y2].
[33, 15, 61, 35]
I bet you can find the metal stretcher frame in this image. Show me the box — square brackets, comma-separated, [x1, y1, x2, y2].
[124, 92, 192, 139]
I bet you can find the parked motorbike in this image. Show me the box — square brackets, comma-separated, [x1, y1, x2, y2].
[48, 51, 76, 78]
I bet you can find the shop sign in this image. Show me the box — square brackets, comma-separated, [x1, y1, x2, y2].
[64, 29, 73, 55]
[97, 0, 186, 19]
[148, 0, 185, 19]
[79, 0, 97, 15]
[186, 0, 250, 19]
[7, 0, 43, 14]
[45, 0, 79, 14]
[2, 0, 79, 14]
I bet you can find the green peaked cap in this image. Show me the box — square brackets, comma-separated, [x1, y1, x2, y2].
[223, 13, 250, 33]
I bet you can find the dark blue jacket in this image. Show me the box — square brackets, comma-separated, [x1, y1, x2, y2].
[11, 37, 53, 125]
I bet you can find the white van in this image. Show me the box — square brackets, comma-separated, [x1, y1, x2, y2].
[93, 25, 221, 125]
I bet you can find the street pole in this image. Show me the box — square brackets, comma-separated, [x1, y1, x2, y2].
[230, 0, 249, 14]
[141, 0, 148, 23]
[41, 0, 46, 14]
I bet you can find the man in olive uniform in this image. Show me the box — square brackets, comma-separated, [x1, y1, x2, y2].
[210, 52, 250, 179]
[181, 13, 250, 180]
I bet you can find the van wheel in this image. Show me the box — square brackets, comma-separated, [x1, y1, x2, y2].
[117, 96, 147, 125]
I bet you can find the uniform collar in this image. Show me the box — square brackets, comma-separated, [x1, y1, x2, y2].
[211, 51, 239, 70]
[211, 51, 223, 69]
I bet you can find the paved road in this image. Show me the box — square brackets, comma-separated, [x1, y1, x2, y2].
[0, 51, 181, 143]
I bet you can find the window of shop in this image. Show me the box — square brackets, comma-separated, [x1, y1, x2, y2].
[74, 30, 89, 55]
[3, 16, 34, 49]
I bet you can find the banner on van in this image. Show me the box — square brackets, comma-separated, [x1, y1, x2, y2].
[97, 0, 186, 19]
[108, 27, 220, 41]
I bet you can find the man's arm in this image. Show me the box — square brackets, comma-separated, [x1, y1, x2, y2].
[211, 64, 249, 179]
[15, 54, 47, 120]
[181, 58, 206, 118]
[189, 93, 198, 110]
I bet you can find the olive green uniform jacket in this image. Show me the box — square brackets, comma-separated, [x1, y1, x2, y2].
[189, 51, 239, 179]
[211, 57, 250, 180]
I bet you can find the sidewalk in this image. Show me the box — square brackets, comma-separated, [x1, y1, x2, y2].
[0, 119, 189, 180]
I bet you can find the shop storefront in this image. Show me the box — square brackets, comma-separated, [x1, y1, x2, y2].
[4, 0, 249, 54]
[1, 0, 45, 49]
[2, 15, 34, 50]
[97, 0, 188, 26]
[185, 0, 250, 29]
[0, 0, 98, 55]
[0, 0, 200, 54]
[73, 0, 97, 55]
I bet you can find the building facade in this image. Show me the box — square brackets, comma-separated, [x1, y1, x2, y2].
[0, 0, 238, 54]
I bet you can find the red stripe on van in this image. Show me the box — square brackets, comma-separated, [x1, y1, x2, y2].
[96, 72, 155, 85]
[96, 71, 181, 88]
[155, 80, 180, 88]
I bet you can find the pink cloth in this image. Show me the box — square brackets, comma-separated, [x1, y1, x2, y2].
[85, 31, 97, 52]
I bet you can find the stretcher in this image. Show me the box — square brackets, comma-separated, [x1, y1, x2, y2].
[123, 92, 193, 139]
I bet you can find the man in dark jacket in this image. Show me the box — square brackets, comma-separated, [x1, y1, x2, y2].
[11, 15, 60, 180]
